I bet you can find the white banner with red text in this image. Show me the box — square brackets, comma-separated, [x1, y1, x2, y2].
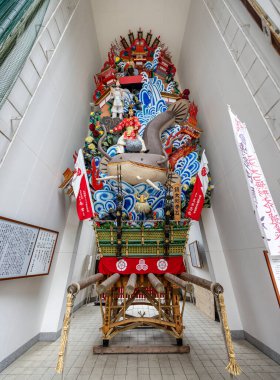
[228, 106, 280, 256]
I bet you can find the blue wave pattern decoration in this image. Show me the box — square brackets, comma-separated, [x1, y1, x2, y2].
[165, 81, 175, 93]
[161, 125, 192, 149]
[93, 179, 169, 220]
[144, 47, 161, 72]
[91, 150, 199, 219]
[173, 135, 191, 149]
[107, 146, 118, 157]
[161, 125, 180, 146]
[92, 176, 190, 221]
[174, 152, 200, 186]
[122, 89, 134, 113]
[136, 72, 167, 136]
[94, 156, 101, 168]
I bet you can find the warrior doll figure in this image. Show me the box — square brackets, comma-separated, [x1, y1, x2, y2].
[111, 106, 147, 153]
[110, 80, 124, 119]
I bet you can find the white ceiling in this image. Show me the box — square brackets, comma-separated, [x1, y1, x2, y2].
[90, 0, 191, 66]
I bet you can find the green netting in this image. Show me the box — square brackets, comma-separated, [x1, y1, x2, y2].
[0, 0, 50, 109]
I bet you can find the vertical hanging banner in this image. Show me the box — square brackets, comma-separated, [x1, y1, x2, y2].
[72, 149, 94, 220]
[185, 151, 209, 221]
[228, 106, 280, 256]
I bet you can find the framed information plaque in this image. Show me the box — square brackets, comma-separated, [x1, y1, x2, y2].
[0, 216, 58, 281]
[189, 240, 202, 268]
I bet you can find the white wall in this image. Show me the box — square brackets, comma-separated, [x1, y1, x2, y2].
[178, 0, 280, 353]
[226, 0, 280, 86]
[69, 220, 97, 307]
[42, 0, 61, 24]
[0, 0, 101, 363]
[90, 0, 191, 65]
[202, 209, 243, 331]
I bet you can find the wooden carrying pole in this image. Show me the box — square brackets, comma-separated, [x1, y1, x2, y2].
[96, 273, 120, 295]
[147, 273, 164, 293]
[180, 272, 224, 293]
[126, 273, 137, 295]
[164, 273, 188, 289]
[67, 273, 104, 294]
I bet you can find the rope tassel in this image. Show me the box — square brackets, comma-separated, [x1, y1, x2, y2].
[56, 292, 75, 374]
[217, 293, 242, 377]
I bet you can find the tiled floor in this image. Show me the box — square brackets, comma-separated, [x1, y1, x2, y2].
[1, 302, 280, 380]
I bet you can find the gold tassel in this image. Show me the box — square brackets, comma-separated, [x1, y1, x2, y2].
[56, 292, 75, 374]
[218, 293, 242, 376]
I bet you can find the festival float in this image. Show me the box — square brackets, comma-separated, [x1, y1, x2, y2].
[57, 29, 241, 377]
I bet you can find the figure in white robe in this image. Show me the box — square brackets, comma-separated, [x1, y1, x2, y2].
[110, 81, 124, 119]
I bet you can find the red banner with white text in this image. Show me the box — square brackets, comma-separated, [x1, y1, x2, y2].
[185, 151, 209, 221]
[99, 257, 186, 275]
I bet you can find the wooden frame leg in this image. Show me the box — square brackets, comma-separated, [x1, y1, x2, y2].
[172, 286, 183, 337]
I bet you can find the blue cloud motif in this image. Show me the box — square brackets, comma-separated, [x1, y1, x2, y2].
[93, 190, 117, 218]
[104, 200, 116, 213]
[102, 184, 111, 191]
[147, 196, 157, 206]
[166, 81, 175, 93]
[123, 194, 136, 213]
[153, 208, 165, 219]
[109, 180, 135, 195]
[94, 190, 116, 202]
[144, 47, 161, 71]
[93, 201, 108, 218]
[122, 89, 134, 113]
[175, 152, 200, 186]
[136, 72, 167, 135]
[92, 171, 191, 220]
[133, 183, 148, 194]
[181, 192, 186, 208]
[107, 145, 118, 157]
[151, 196, 166, 210]
[143, 221, 155, 228]
[94, 156, 101, 169]
[173, 135, 191, 150]
[161, 125, 181, 144]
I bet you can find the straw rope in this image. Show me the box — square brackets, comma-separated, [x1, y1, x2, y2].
[56, 292, 75, 374]
[216, 293, 242, 376]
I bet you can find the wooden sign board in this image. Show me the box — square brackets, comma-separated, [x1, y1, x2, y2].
[172, 182, 181, 222]
[264, 250, 280, 307]
[0, 216, 58, 281]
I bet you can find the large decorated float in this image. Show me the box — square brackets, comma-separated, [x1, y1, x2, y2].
[57, 29, 241, 377]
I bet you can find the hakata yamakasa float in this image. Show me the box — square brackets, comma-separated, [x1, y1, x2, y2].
[57, 29, 241, 377]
